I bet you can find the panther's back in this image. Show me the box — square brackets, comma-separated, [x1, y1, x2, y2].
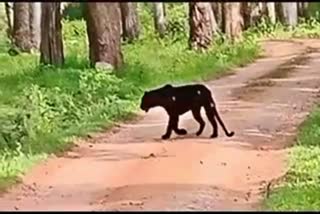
[174, 84, 211, 98]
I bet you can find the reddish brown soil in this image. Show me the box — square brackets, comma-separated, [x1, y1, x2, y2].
[1, 39, 320, 211]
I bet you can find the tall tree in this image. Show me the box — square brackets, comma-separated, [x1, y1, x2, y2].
[252, 2, 267, 26]
[153, 3, 166, 38]
[120, 2, 140, 42]
[275, 2, 283, 23]
[13, 3, 31, 52]
[223, 3, 243, 41]
[4, 2, 13, 43]
[297, 2, 309, 18]
[208, 3, 219, 34]
[29, 2, 41, 50]
[266, 2, 276, 24]
[84, 3, 123, 69]
[277, 2, 298, 27]
[211, 2, 223, 30]
[240, 2, 251, 30]
[241, 2, 267, 30]
[40, 3, 64, 66]
[189, 2, 213, 51]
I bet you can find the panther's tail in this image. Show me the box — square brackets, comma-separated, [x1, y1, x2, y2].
[208, 95, 235, 137]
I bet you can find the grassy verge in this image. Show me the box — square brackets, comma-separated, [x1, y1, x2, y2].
[0, 18, 260, 189]
[245, 16, 320, 41]
[264, 107, 320, 211]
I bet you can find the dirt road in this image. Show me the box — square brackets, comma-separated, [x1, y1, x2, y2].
[1, 39, 320, 211]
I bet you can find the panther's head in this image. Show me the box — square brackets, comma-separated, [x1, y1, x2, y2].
[140, 84, 173, 113]
[140, 91, 154, 112]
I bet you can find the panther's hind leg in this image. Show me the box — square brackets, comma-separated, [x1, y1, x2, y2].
[204, 105, 218, 138]
[192, 107, 205, 136]
[162, 116, 175, 140]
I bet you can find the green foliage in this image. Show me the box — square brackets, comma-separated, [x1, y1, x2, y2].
[265, 183, 320, 211]
[264, 107, 320, 210]
[0, 144, 46, 187]
[297, 108, 320, 147]
[138, 3, 189, 41]
[166, 3, 189, 39]
[62, 3, 84, 21]
[62, 19, 88, 68]
[121, 34, 259, 88]
[137, 3, 155, 39]
[246, 16, 320, 40]
[307, 3, 320, 20]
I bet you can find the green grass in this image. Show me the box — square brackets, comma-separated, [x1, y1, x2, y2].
[264, 107, 320, 211]
[244, 15, 320, 41]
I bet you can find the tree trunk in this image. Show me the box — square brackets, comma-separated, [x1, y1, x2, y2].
[258, 2, 264, 13]
[302, 2, 309, 18]
[84, 3, 123, 70]
[29, 2, 41, 50]
[189, 2, 213, 51]
[13, 3, 31, 52]
[207, 3, 219, 34]
[4, 2, 13, 43]
[266, 2, 276, 24]
[60, 2, 69, 14]
[40, 3, 64, 66]
[275, 2, 284, 23]
[246, 2, 266, 28]
[297, 2, 309, 18]
[211, 2, 223, 31]
[153, 3, 166, 38]
[223, 3, 243, 41]
[280, 2, 298, 27]
[241, 2, 263, 30]
[120, 2, 140, 43]
[241, 2, 251, 30]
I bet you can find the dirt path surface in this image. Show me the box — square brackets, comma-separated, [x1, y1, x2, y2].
[1, 39, 320, 211]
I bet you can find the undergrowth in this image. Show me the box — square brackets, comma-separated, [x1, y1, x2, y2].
[245, 16, 320, 40]
[264, 107, 320, 211]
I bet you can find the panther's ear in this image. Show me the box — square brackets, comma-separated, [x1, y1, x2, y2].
[164, 84, 173, 89]
[159, 84, 173, 97]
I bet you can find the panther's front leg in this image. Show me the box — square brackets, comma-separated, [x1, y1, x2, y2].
[162, 115, 183, 140]
[174, 121, 187, 136]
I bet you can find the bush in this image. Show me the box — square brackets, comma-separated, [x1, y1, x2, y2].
[62, 3, 84, 21]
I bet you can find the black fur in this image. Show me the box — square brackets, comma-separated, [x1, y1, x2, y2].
[140, 84, 235, 140]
